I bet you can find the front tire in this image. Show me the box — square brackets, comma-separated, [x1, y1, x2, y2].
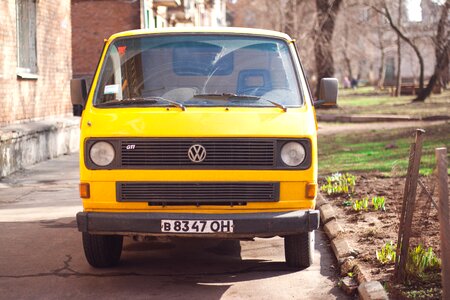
[82, 233, 123, 268]
[284, 231, 314, 269]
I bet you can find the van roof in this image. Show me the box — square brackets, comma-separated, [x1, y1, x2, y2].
[107, 27, 293, 43]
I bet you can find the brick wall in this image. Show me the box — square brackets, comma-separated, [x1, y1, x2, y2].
[0, 0, 72, 126]
[72, 0, 141, 78]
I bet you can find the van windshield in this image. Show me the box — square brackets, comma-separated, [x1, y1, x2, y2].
[94, 35, 303, 108]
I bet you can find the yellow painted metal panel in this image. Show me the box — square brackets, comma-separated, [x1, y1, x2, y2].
[78, 29, 319, 216]
[82, 181, 315, 213]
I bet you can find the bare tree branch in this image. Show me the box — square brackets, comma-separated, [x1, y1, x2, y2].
[414, 1, 449, 101]
[372, 1, 425, 91]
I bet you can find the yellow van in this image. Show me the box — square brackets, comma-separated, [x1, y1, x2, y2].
[71, 27, 338, 269]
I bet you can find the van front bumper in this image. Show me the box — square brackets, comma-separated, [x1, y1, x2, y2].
[76, 210, 320, 238]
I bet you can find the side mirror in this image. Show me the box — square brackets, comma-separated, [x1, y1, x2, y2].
[70, 79, 87, 116]
[314, 78, 338, 108]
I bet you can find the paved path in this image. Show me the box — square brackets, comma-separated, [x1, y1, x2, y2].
[317, 120, 447, 136]
[0, 153, 81, 222]
[0, 153, 348, 299]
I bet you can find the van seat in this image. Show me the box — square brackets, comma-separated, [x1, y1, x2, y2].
[237, 69, 272, 96]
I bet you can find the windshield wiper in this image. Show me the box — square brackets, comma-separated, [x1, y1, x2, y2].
[97, 96, 186, 111]
[144, 96, 186, 111]
[193, 93, 245, 99]
[97, 98, 157, 107]
[258, 98, 287, 112]
[193, 93, 287, 112]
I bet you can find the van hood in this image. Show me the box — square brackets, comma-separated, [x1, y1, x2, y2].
[82, 107, 316, 138]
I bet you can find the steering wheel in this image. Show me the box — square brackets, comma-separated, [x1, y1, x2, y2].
[238, 87, 271, 97]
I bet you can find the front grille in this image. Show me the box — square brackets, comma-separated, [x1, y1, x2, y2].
[120, 139, 275, 168]
[84, 138, 312, 170]
[116, 182, 280, 204]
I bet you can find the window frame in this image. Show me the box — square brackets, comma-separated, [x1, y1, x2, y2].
[16, 0, 38, 79]
[93, 33, 305, 108]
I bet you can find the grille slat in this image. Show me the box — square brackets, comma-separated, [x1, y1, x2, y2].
[120, 139, 275, 168]
[117, 182, 279, 203]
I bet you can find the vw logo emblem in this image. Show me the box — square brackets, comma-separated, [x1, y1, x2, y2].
[188, 144, 207, 163]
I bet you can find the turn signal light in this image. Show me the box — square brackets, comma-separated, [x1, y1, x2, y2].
[306, 183, 317, 199]
[79, 183, 90, 198]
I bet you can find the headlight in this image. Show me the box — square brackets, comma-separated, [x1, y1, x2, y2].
[89, 141, 115, 167]
[281, 142, 306, 167]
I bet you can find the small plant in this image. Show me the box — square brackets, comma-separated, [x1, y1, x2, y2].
[376, 241, 397, 264]
[403, 287, 441, 299]
[406, 244, 441, 278]
[342, 200, 352, 207]
[349, 196, 386, 212]
[321, 172, 356, 196]
[372, 196, 386, 211]
[353, 197, 369, 211]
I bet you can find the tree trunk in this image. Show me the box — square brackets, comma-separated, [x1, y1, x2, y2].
[395, 0, 402, 97]
[375, 2, 426, 93]
[343, 22, 353, 80]
[395, 36, 402, 96]
[314, 0, 343, 98]
[284, 0, 294, 37]
[344, 53, 353, 80]
[284, 0, 299, 38]
[376, 16, 386, 89]
[414, 1, 449, 102]
[377, 55, 386, 89]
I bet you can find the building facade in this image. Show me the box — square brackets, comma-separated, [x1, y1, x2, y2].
[0, 0, 227, 177]
[72, 0, 227, 82]
[72, 0, 142, 80]
[0, 0, 78, 178]
[0, 0, 73, 126]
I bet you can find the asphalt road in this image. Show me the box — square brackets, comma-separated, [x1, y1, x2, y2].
[0, 153, 349, 299]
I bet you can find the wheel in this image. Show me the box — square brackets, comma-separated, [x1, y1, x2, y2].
[284, 231, 314, 269]
[82, 233, 123, 268]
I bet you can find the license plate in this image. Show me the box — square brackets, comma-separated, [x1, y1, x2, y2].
[161, 220, 234, 233]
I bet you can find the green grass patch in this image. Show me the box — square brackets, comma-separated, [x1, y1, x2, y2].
[338, 86, 378, 96]
[318, 123, 450, 176]
[337, 95, 408, 107]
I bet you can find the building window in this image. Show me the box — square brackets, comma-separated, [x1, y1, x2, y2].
[16, 0, 37, 77]
[360, 7, 370, 22]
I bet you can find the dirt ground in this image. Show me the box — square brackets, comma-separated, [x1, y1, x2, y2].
[321, 172, 443, 299]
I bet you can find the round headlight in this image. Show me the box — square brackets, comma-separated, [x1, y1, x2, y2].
[89, 141, 115, 167]
[281, 142, 306, 167]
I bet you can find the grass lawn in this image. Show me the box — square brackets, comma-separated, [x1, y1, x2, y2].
[318, 122, 450, 176]
[318, 87, 450, 118]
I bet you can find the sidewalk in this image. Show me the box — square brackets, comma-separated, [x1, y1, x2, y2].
[0, 152, 81, 222]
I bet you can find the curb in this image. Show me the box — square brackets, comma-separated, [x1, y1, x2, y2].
[317, 193, 389, 299]
[316, 113, 450, 123]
